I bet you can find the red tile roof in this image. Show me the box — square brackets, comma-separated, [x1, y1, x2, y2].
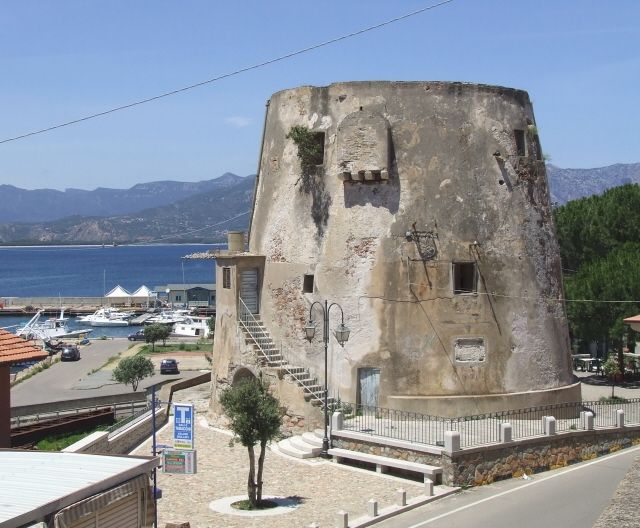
[0, 329, 48, 366]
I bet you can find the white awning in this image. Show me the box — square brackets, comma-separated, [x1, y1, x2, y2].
[105, 285, 131, 298]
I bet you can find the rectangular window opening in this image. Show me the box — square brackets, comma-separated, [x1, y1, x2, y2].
[311, 132, 325, 166]
[453, 262, 477, 294]
[514, 129, 526, 157]
[222, 267, 231, 289]
[303, 274, 314, 293]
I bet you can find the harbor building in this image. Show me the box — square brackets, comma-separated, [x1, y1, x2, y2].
[210, 81, 579, 425]
[155, 283, 216, 309]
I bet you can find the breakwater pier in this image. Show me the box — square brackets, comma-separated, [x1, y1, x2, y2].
[0, 297, 141, 316]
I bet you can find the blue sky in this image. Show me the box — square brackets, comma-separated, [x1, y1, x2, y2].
[1, 1, 638, 190]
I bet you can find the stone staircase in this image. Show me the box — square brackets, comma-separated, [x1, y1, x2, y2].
[276, 430, 324, 459]
[237, 298, 335, 410]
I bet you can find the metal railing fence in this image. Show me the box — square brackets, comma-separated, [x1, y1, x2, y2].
[10, 400, 149, 429]
[237, 297, 328, 407]
[106, 399, 160, 437]
[337, 398, 640, 449]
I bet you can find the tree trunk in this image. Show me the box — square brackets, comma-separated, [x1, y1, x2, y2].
[247, 445, 257, 508]
[612, 379, 615, 398]
[256, 440, 267, 504]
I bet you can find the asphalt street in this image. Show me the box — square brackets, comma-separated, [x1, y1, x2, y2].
[10, 338, 203, 407]
[374, 446, 640, 528]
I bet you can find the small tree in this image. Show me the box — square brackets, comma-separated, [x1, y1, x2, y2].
[219, 377, 282, 509]
[602, 354, 621, 398]
[112, 355, 154, 391]
[207, 316, 216, 338]
[144, 324, 171, 351]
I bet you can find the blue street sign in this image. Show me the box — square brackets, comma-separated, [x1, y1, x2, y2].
[173, 403, 194, 449]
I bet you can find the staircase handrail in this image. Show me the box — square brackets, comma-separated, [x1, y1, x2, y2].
[237, 297, 328, 407]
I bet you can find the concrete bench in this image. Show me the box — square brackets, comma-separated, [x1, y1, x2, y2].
[328, 448, 442, 484]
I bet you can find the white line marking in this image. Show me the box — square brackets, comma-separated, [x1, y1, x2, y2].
[406, 445, 640, 527]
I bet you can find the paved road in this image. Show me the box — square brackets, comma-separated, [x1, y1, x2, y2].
[374, 446, 640, 528]
[10, 338, 204, 407]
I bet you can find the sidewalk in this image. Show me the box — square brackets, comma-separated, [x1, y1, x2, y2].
[574, 370, 640, 400]
[134, 384, 437, 528]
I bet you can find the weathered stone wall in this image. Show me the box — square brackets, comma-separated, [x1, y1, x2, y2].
[64, 407, 168, 455]
[247, 81, 575, 416]
[450, 428, 640, 487]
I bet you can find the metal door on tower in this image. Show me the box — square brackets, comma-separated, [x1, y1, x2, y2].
[358, 368, 380, 408]
[239, 268, 259, 314]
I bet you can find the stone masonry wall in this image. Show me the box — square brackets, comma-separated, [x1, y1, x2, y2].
[332, 426, 640, 487]
[449, 428, 640, 487]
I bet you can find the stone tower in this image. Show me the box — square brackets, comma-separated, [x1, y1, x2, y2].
[211, 81, 579, 421]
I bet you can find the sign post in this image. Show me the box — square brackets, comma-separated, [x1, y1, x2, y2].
[173, 403, 194, 450]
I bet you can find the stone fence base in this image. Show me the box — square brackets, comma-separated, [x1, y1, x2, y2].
[332, 425, 640, 487]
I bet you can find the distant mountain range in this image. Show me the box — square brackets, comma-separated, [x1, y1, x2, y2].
[546, 163, 640, 205]
[0, 173, 255, 244]
[0, 163, 637, 245]
[0, 172, 244, 223]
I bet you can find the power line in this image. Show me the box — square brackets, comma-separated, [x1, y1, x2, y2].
[126, 210, 250, 245]
[0, 210, 250, 250]
[364, 287, 640, 306]
[0, 0, 455, 145]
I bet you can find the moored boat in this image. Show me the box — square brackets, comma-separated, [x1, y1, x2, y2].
[16, 309, 92, 340]
[76, 308, 133, 327]
[171, 316, 211, 338]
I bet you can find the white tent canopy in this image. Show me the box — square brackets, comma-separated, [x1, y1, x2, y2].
[131, 285, 152, 298]
[105, 285, 131, 298]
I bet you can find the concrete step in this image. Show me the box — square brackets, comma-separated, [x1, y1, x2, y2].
[301, 431, 323, 448]
[300, 384, 323, 393]
[277, 437, 318, 459]
[289, 435, 323, 457]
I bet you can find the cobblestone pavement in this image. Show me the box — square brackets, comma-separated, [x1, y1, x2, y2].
[134, 384, 437, 528]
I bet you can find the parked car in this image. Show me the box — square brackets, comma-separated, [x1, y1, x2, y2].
[128, 329, 146, 341]
[60, 345, 80, 361]
[160, 359, 179, 374]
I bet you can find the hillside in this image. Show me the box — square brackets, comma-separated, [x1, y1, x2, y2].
[0, 175, 255, 244]
[546, 163, 640, 205]
[1, 161, 638, 245]
[0, 172, 245, 223]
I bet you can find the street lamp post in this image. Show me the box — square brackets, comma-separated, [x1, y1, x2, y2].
[304, 300, 350, 457]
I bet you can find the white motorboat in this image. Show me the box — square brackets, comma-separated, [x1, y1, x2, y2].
[16, 309, 92, 340]
[77, 308, 133, 327]
[145, 309, 190, 326]
[172, 316, 212, 338]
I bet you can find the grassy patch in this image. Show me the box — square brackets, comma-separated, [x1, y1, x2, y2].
[11, 357, 60, 387]
[136, 341, 213, 355]
[36, 424, 109, 451]
[231, 499, 278, 511]
[599, 396, 628, 403]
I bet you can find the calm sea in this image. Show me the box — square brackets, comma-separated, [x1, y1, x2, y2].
[0, 244, 218, 337]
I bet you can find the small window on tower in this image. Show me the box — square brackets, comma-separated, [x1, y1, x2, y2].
[303, 274, 314, 293]
[310, 132, 325, 166]
[453, 262, 477, 294]
[223, 267, 231, 289]
[514, 129, 526, 156]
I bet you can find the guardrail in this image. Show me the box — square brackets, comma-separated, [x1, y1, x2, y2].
[106, 399, 160, 438]
[337, 398, 640, 448]
[238, 297, 328, 408]
[11, 400, 148, 429]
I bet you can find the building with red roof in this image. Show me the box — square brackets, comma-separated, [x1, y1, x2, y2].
[0, 328, 48, 447]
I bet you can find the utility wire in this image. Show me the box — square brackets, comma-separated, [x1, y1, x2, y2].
[0, 210, 250, 251]
[127, 210, 250, 245]
[0, 0, 454, 145]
